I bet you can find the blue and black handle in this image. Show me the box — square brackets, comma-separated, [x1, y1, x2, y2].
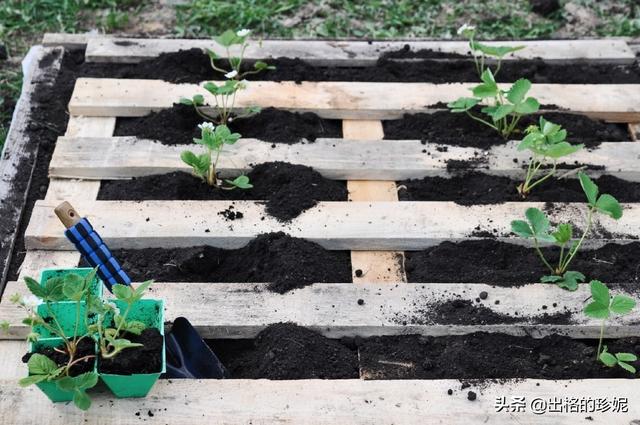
[54, 201, 132, 292]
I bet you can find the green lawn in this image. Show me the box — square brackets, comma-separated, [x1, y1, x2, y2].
[1, 0, 639, 149]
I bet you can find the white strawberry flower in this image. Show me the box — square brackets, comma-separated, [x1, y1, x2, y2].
[106, 301, 121, 315]
[198, 122, 216, 132]
[225, 70, 238, 79]
[237, 29, 250, 37]
[22, 295, 43, 308]
[457, 23, 476, 36]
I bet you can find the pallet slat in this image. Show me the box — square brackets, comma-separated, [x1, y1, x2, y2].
[2, 281, 638, 339]
[24, 200, 638, 251]
[49, 137, 640, 181]
[82, 37, 637, 65]
[68, 78, 640, 122]
[0, 378, 638, 424]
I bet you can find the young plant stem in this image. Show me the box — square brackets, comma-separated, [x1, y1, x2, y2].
[558, 207, 594, 273]
[596, 320, 605, 361]
[533, 238, 555, 274]
[464, 111, 499, 131]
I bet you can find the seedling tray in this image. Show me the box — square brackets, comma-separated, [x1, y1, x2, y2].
[0, 33, 640, 423]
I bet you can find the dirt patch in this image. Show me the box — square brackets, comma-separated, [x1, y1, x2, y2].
[358, 333, 640, 379]
[220, 323, 359, 379]
[114, 104, 342, 145]
[98, 163, 348, 222]
[23, 337, 95, 376]
[398, 173, 640, 204]
[98, 328, 163, 375]
[383, 111, 629, 149]
[405, 240, 640, 289]
[96, 232, 352, 293]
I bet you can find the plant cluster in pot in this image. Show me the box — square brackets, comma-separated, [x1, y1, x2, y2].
[2, 268, 165, 410]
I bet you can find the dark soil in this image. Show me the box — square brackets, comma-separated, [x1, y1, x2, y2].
[383, 111, 630, 148]
[358, 333, 640, 379]
[22, 337, 95, 376]
[209, 328, 640, 380]
[104, 48, 640, 84]
[97, 232, 351, 293]
[98, 162, 348, 221]
[405, 240, 640, 289]
[398, 173, 640, 205]
[529, 0, 561, 17]
[220, 323, 359, 379]
[114, 104, 342, 145]
[99, 328, 163, 375]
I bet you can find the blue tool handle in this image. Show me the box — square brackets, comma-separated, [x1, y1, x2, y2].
[55, 201, 131, 293]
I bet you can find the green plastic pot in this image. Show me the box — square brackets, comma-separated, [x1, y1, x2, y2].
[99, 299, 165, 398]
[35, 301, 93, 339]
[39, 267, 103, 299]
[28, 337, 97, 403]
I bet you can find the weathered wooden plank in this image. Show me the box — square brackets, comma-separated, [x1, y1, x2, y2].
[84, 37, 636, 65]
[0, 341, 28, 379]
[24, 200, 639, 251]
[0, 47, 61, 289]
[1, 378, 639, 424]
[1, 281, 638, 339]
[42, 32, 100, 49]
[68, 78, 640, 122]
[49, 137, 640, 181]
[343, 120, 406, 283]
[15, 251, 80, 283]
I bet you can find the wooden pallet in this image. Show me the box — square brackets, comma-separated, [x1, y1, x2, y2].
[1, 34, 640, 423]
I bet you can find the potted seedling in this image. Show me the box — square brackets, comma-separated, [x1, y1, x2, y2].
[4, 271, 100, 410]
[90, 280, 165, 398]
[583, 280, 637, 374]
[511, 172, 623, 290]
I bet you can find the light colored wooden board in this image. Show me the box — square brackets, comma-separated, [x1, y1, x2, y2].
[0, 377, 639, 424]
[0, 341, 28, 379]
[24, 200, 639, 251]
[42, 32, 101, 49]
[49, 137, 640, 181]
[68, 78, 640, 122]
[0, 47, 61, 288]
[15, 251, 81, 284]
[630, 123, 639, 141]
[2, 281, 639, 339]
[83, 37, 636, 65]
[344, 119, 405, 283]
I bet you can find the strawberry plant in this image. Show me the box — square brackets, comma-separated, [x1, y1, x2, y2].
[510, 172, 623, 290]
[583, 280, 637, 374]
[457, 24, 524, 78]
[180, 29, 273, 125]
[181, 122, 252, 189]
[517, 117, 583, 196]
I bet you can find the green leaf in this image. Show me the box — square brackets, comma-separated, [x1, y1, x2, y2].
[513, 97, 540, 114]
[506, 79, 531, 105]
[470, 41, 525, 58]
[610, 294, 636, 315]
[584, 301, 610, 319]
[525, 207, 554, 241]
[544, 142, 583, 159]
[215, 29, 242, 47]
[133, 280, 153, 301]
[599, 350, 618, 367]
[179, 97, 193, 106]
[124, 320, 146, 335]
[73, 390, 92, 411]
[111, 338, 143, 351]
[254, 60, 275, 71]
[18, 374, 47, 387]
[24, 277, 46, 299]
[205, 48, 219, 60]
[447, 97, 479, 112]
[618, 361, 636, 374]
[113, 284, 133, 301]
[615, 352, 637, 362]
[517, 132, 541, 151]
[226, 175, 253, 189]
[590, 280, 610, 306]
[192, 94, 205, 106]
[74, 372, 98, 390]
[27, 353, 58, 376]
[540, 275, 562, 283]
[62, 273, 86, 301]
[472, 82, 498, 98]
[556, 271, 585, 291]
[552, 223, 573, 244]
[595, 194, 622, 220]
[511, 220, 533, 238]
[485, 104, 514, 122]
[579, 172, 598, 206]
[44, 277, 65, 301]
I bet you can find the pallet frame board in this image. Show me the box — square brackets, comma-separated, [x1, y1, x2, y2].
[1, 378, 638, 424]
[2, 281, 638, 339]
[0, 46, 61, 289]
[68, 78, 640, 122]
[49, 136, 640, 181]
[81, 36, 637, 65]
[23, 200, 639, 251]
